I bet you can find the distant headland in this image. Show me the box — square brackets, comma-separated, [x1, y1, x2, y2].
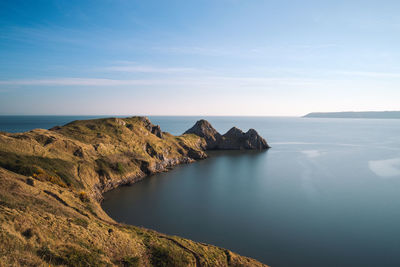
[303, 111, 400, 119]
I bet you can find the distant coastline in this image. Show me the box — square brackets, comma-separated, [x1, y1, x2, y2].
[303, 111, 400, 119]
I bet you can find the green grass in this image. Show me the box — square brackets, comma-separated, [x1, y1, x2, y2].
[149, 245, 192, 267]
[116, 162, 124, 174]
[95, 158, 113, 177]
[0, 151, 80, 188]
[95, 158, 126, 177]
[37, 245, 105, 267]
[120, 256, 140, 267]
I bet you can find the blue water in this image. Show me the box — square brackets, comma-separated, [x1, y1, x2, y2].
[2, 116, 400, 266]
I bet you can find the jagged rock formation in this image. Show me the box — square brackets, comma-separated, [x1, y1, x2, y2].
[184, 120, 270, 150]
[183, 120, 222, 149]
[139, 116, 164, 138]
[0, 116, 269, 266]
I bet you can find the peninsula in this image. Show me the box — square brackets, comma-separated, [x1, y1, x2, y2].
[0, 116, 269, 266]
[303, 111, 400, 119]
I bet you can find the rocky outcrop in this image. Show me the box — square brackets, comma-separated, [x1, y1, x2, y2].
[184, 120, 270, 150]
[184, 119, 222, 149]
[139, 116, 164, 138]
[0, 116, 270, 266]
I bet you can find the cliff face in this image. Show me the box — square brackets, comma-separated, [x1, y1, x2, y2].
[0, 117, 269, 266]
[0, 117, 208, 201]
[183, 119, 222, 149]
[185, 120, 270, 150]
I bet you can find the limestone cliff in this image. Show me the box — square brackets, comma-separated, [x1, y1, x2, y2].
[0, 117, 269, 266]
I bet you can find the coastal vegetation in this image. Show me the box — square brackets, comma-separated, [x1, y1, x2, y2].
[0, 116, 268, 266]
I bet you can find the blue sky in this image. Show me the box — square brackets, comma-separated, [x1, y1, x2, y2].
[1, 0, 400, 116]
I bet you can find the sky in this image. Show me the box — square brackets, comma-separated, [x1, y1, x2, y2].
[0, 0, 400, 116]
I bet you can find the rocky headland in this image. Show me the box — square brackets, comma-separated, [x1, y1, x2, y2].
[185, 119, 270, 150]
[0, 116, 269, 266]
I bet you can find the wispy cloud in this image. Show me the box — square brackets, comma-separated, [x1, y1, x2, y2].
[103, 65, 197, 73]
[0, 78, 175, 86]
[151, 43, 340, 58]
[0, 76, 359, 90]
[1, 68, 398, 89]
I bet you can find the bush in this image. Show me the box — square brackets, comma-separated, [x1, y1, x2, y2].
[21, 228, 34, 239]
[116, 162, 124, 174]
[37, 245, 103, 266]
[95, 158, 110, 177]
[150, 245, 191, 267]
[96, 158, 125, 176]
[121, 256, 140, 267]
[0, 151, 80, 188]
[78, 191, 90, 202]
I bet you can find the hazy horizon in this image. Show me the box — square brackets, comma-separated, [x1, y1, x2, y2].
[1, 0, 400, 116]
[1, 111, 400, 117]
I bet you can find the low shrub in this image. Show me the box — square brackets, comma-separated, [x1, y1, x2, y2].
[116, 162, 124, 174]
[78, 191, 90, 202]
[0, 151, 80, 188]
[37, 245, 103, 266]
[73, 218, 89, 228]
[120, 256, 140, 267]
[21, 228, 34, 239]
[150, 245, 191, 267]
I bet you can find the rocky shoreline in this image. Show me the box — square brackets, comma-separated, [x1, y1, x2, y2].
[92, 118, 269, 201]
[0, 116, 270, 266]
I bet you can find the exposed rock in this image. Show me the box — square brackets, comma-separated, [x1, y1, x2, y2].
[244, 128, 269, 149]
[184, 120, 270, 150]
[177, 140, 208, 159]
[0, 116, 269, 267]
[26, 177, 34, 186]
[223, 127, 245, 141]
[150, 125, 163, 138]
[73, 147, 84, 158]
[184, 119, 222, 149]
[114, 118, 126, 126]
[138, 116, 163, 138]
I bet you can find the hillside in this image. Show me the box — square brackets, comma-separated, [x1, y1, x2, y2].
[0, 117, 268, 266]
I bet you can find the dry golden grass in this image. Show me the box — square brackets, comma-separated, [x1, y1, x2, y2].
[0, 117, 268, 266]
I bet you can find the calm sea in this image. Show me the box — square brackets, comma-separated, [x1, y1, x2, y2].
[2, 116, 400, 266]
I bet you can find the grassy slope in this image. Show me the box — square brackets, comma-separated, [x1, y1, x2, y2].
[0, 117, 268, 267]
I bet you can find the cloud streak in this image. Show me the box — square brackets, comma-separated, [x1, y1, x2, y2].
[0, 78, 176, 86]
[1, 70, 398, 92]
[0, 76, 333, 87]
[103, 65, 197, 73]
[0, 76, 374, 94]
